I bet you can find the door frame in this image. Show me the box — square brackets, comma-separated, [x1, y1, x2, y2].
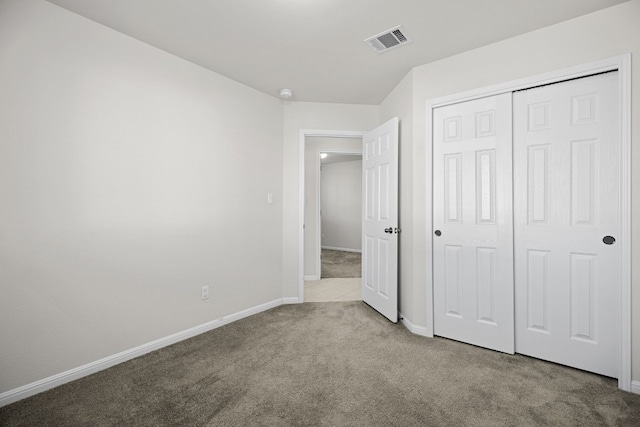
[425, 54, 632, 391]
[299, 130, 367, 301]
[314, 149, 363, 280]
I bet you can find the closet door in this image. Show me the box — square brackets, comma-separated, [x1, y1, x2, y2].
[513, 72, 619, 377]
[433, 93, 514, 353]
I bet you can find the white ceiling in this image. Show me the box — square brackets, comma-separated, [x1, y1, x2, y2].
[46, 0, 629, 104]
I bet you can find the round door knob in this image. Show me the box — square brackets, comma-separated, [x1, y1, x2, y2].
[384, 227, 393, 234]
[434, 230, 442, 236]
[603, 236, 616, 245]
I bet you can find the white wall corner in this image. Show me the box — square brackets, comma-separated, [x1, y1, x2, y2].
[630, 381, 640, 395]
[282, 297, 301, 304]
[399, 312, 430, 337]
[0, 298, 285, 408]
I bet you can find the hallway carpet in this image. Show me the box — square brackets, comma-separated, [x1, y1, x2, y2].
[1, 302, 639, 426]
[321, 249, 361, 278]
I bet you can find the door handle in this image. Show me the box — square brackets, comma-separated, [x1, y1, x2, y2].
[603, 236, 616, 245]
[384, 227, 393, 234]
[434, 230, 442, 236]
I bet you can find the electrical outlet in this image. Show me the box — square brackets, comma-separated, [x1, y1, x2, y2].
[201, 285, 209, 300]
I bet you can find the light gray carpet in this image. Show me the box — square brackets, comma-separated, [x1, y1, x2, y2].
[321, 249, 361, 278]
[1, 302, 639, 426]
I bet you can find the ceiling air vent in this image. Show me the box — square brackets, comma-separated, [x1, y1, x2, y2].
[364, 25, 412, 54]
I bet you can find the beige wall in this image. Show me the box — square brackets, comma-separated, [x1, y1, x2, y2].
[381, 0, 640, 379]
[0, 0, 284, 393]
[282, 103, 379, 299]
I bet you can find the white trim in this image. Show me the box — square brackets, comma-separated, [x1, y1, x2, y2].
[631, 381, 640, 395]
[617, 54, 632, 393]
[315, 150, 321, 279]
[321, 246, 362, 253]
[399, 313, 429, 337]
[299, 130, 367, 303]
[427, 55, 626, 108]
[282, 297, 301, 304]
[425, 96, 435, 338]
[304, 275, 320, 281]
[0, 298, 285, 408]
[425, 54, 632, 392]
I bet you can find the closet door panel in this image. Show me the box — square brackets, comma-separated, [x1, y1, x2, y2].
[513, 72, 620, 378]
[433, 93, 514, 354]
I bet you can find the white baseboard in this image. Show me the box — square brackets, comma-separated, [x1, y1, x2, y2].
[321, 246, 361, 253]
[631, 381, 640, 395]
[304, 275, 320, 281]
[0, 298, 285, 408]
[399, 312, 430, 337]
[282, 297, 301, 304]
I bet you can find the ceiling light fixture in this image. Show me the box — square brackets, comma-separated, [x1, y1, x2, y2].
[279, 88, 293, 99]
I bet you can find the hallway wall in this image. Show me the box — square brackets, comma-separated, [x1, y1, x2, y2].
[321, 159, 363, 252]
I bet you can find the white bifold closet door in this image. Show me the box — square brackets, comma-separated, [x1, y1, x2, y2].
[433, 93, 514, 354]
[513, 71, 619, 378]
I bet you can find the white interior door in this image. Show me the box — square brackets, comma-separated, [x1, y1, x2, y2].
[362, 117, 399, 322]
[433, 93, 514, 353]
[513, 72, 620, 377]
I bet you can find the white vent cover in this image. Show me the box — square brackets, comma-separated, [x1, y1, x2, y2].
[364, 25, 412, 53]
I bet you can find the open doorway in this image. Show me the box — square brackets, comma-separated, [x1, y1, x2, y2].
[303, 136, 362, 302]
[319, 152, 363, 279]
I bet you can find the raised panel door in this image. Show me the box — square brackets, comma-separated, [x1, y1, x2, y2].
[513, 72, 619, 377]
[433, 93, 514, 353]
